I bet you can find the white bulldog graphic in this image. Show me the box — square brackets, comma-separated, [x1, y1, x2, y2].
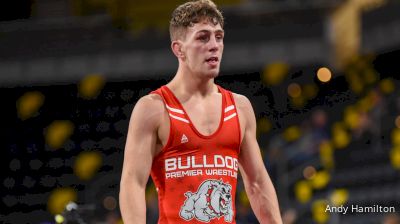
[180, 179, 233, 223]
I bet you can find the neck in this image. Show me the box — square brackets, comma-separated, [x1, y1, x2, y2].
[168, 66, 217, 97]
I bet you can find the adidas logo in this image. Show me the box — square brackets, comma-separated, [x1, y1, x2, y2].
[181, 134, 188, 143]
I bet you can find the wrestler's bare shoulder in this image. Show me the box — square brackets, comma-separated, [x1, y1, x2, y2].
[129, 93, 165, 128]
[232, 93, 253, 113]
[231, 92, 256, 131]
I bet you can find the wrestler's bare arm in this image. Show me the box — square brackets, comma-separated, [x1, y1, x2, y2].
[235, 94, 283, 224]
[119, 95, 163, 224]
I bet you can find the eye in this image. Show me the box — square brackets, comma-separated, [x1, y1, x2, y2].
[197, 35, 209, 42]
[216, 34, 224, 41]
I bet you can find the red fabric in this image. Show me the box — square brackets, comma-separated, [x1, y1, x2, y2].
[150, 85, 241, 223]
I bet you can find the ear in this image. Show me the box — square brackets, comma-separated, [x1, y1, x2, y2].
[171, 40, 185, 60]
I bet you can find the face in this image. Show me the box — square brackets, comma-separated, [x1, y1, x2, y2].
[177, 20, 224, 79]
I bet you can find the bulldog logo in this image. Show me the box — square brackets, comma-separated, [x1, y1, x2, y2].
[179, 179, 234, 223]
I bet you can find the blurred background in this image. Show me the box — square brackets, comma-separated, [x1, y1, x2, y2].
[2, 0, 400, 223]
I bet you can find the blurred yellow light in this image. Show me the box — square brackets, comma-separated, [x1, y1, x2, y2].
[380, 78, 395, 94]
[303, 83, 319, 99]
[344, 106, 360, 130]
[47, 188, 77, 215]
[257, 117, 272, 135]
[395, 116, 400, 129]
[295, 180, 312, 203]
[16, 91, 45, 120]
[333, 130, 350, 149]
[364, 69, 378, 84]
[311, 170, 331, 190]
[303, 166, 317, 180]
[332, 123, 351, 149]
[78, 74, 105, 99]
[283, 125, 301, 142]
[330, 189, 349, 206]
[45, 120, 74, 150]
[349, 77, 364, 94]
[391, 128, 400, 146]
[287, 83, 302, 98]
[317, 67, 332, 83]
[356, 94, 374, 112]
[312, 200, 329, 223]
[291, 95, 306, 109]
[320, 141, 334, 170]
[55, 214, 64, 223]
[261, 62, 289, 86]
[74, 151, 103, 180]
[390, 148, 400, 169]
[239, 190, 250, 206]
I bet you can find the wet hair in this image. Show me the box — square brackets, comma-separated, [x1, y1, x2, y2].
[169, 0, 224, 41]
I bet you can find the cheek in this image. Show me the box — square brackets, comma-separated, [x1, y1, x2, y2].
[187, 47, 202, 58]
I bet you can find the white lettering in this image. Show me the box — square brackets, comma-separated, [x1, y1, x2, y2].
[178, 157, 190, 169]
[214, 155, 225, 168]
[165, 155, 239, 172]
[225, 156, 234, 169]
[203, 155, 214, 168]
[165, 169, 203, 179]
[165, 158, 176, 171]
[233, 158, 239, 171]
[191, 156, 203, 168]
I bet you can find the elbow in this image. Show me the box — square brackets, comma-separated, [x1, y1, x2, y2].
[246, 181, 262, 196]
[245, 172, 269, 195]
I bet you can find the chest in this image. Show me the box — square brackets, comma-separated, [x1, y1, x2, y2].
[183, 96, 222, 136]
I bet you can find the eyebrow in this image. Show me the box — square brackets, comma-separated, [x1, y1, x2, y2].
[196, 29, 225, 35]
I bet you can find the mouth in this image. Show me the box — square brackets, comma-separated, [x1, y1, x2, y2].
[205, 56, 219, 67]
[220, 198, 227, 209]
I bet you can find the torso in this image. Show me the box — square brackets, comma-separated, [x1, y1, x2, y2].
[149, 84, 244, 224]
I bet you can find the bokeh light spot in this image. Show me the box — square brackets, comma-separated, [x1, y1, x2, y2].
[74, 151, 102, 180]
[330, 189, 349, 206]
[294, 180, 312, 203]
[55, 214, 64, 223]
[287, 83, 302, 98]
[47, 187, 77, 215]
[45, 120, 74, 150]
[78, 74, 106, 99]
[261, 62, 289, 86]
[317, 67, 332, 83]
[303, 166, 317, 180]
[16, 91, 45, 120]
[103, 196, 117, 211]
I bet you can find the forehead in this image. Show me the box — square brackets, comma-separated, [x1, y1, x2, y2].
[186, 20, 223, 35]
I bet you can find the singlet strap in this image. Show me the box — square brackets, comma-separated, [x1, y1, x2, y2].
[217, 86, 238, 123]
[151, 86, 191, 124]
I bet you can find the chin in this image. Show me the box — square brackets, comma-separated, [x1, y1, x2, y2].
[206, 68, 220, 78]
[205, 72, 219, 79]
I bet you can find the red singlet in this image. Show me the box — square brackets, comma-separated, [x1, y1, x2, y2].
[150, 85, 241, 224]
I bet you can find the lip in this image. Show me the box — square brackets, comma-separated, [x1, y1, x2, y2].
[205, 56, 219, 67]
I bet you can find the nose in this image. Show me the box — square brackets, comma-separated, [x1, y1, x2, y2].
[209, 36, 220, 52]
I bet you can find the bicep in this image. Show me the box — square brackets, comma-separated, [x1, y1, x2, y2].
[121, 97, 161, 188]
[237, 96, 268, 184]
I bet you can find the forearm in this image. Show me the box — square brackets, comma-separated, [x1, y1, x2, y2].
[245, 177, 282, 224]
[119, 183, 147, 224]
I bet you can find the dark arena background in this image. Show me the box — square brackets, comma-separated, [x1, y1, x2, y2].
[2, 0, 400, 223]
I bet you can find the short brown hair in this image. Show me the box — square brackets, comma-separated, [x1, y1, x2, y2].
[169, 0, 224, 41]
